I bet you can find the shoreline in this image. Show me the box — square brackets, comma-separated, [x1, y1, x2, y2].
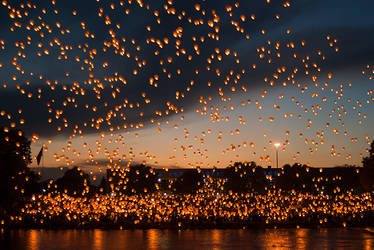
[3, 221, 374, 230]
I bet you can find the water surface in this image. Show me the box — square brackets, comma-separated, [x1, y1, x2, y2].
[1, 228, 374, 249]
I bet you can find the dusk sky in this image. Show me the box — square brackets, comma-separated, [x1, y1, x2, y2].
[0, 0, 373, 171]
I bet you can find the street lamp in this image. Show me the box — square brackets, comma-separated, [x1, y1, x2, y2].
[274, 143, 281, 169]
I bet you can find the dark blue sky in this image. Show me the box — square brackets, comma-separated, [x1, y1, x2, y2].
[0, 0, 373, 168]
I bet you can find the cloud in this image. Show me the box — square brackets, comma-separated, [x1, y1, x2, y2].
[76, 158, 183, 169]
[1, 0, 373, 139]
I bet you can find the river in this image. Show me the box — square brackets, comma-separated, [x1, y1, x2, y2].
[1, 228, 374, 249]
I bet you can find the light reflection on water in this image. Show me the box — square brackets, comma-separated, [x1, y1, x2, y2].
[1, 228, 374, 250]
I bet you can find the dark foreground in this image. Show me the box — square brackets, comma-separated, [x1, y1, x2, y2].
[1, 228, 374, 249]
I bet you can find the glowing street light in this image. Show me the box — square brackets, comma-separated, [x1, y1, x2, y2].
[274, 143, 281, 169]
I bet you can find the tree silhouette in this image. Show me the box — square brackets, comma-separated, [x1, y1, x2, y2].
[362, 141, 374, 168]
[172, 169, 203, 193]
[275, 163, 313, 192]
[107, 164, 158, 195]
[56, 167, 91, 196]
[360, 140, 374, 191]
[0, 127, 39, 212]
[224, 162, 265, 193]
